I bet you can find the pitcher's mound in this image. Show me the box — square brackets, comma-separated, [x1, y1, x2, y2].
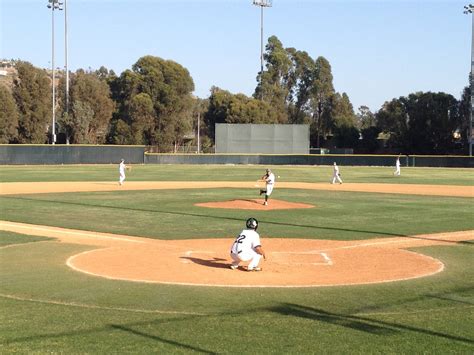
[195, 199, 315, 210]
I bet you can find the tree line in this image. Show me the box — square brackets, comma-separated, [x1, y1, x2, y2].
[0, 35, 470, 154]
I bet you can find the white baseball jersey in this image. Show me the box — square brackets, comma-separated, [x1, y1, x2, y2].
[119, 162, 126, 175]
[231, 229, 261, 255]
[265, 172, 275, 195]
[266, 172, 275, 185]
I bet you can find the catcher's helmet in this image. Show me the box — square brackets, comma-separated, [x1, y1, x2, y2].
[246, 217, 258, 230]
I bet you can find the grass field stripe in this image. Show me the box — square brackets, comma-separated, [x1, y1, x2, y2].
[315, 235, 469, 253]
[0, 240, 53, 250]
[0, 293, 206, 316]
[0, 222, 146, 244]
[355, 305, 474, 317]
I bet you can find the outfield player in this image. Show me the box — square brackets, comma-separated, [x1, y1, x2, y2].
[331, 162, 343, 184]
[394, 155, 401, 176]
[259, 168, 275, 206]
[118, 159, 127, 185]
[230, 218, 266, 271]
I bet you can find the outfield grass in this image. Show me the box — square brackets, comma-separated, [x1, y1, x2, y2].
[0, 165, 473, 353]
[1, 164, 473, 185]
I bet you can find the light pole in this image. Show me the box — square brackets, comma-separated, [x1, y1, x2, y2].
[64, 0, 69, 116]
[252, 0, 272, 100]
[464, 4, 474, 156]
[47, 0, 63, 145]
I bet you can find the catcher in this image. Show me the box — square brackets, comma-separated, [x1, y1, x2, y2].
[230, 218, 266, 271]
[259, 168, 275, 206]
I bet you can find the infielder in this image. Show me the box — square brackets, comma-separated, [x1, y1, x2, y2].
[394, 155, 401, 176]
[118, 159, 128, 185]
[331, 162, 343, 184]
[230, 218, 266, 271]
[259, 168, 275, 206]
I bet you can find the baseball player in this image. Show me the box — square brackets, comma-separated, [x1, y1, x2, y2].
[259, 168, 275, 206]
[118, 159, 128, 185]
[331, 162, 343, 184]
[230, 218, 266, 271]
[394, 155, 401, 176]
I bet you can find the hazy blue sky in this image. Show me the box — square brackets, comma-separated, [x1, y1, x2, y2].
[0, 0, 470, 112]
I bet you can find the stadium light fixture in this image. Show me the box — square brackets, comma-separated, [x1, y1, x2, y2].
[47, 0, 63, 144]
[464, 4, 474, 155]
[64, 0, 69, 119]
[253, 0, 272, 100]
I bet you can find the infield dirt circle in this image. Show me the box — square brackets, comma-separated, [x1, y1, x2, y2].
[1, 181, 473, 287]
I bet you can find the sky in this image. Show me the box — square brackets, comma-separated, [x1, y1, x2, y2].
[0, 0, 470, 112]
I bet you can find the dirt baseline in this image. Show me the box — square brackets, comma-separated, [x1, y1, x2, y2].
[0, 181, 472, 287]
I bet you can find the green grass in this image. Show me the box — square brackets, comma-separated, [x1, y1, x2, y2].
[0, 230, 53, 247]
[1, 164, 473, 185]
[1, 188, 473, 240]
[0, 240, 473, 353]
[0, 164, 473, 353]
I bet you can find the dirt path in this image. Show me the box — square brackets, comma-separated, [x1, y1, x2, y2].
[1, 181, 473, 197]
[0, 181, 472, 287]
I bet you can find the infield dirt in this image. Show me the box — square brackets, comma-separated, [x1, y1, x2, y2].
[1, 181, 472, 287]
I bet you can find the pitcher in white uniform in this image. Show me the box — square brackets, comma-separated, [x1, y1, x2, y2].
[230, 218, 266, 271]
[259, 168, 275, 206]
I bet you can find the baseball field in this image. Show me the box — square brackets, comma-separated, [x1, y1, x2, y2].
[0, 164, 473, 353]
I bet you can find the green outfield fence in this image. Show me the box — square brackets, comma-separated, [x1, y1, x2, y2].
[0, 145, 473, 167]
[144, 152, 474, 168]
[0, 145, 146, 165]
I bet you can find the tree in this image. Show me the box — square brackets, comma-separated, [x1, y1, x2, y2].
[109, 119, 132, 145]
[205, 87, 284, 140]
[309, 56, 335, 147]
[254, 36, 290, 123]
[459, 86, 471, 152]
[405, 92, 460, 154]
[12, 61, 51, 143]
[330, 93, 358, 148]
[357, 105, 376, 130]
[0, 85, 19, 143]
[129, 93, 155, 144]
[376, 92, 461, 154]
[376, 98, 410, 152]
[59, 69, 115, 143]
[288, 49, 315, 124]
[109, 56, 195, 150]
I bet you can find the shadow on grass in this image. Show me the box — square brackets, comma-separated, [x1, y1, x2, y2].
[110, 324, 217, 354]
[3, 195, 473, 245]
[270, 303, 474, 345]
[4, 314, 216, 353]
[4, 302, 473, 348]
[354, 286, 474, 314]
[1, 196, 408, 238]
